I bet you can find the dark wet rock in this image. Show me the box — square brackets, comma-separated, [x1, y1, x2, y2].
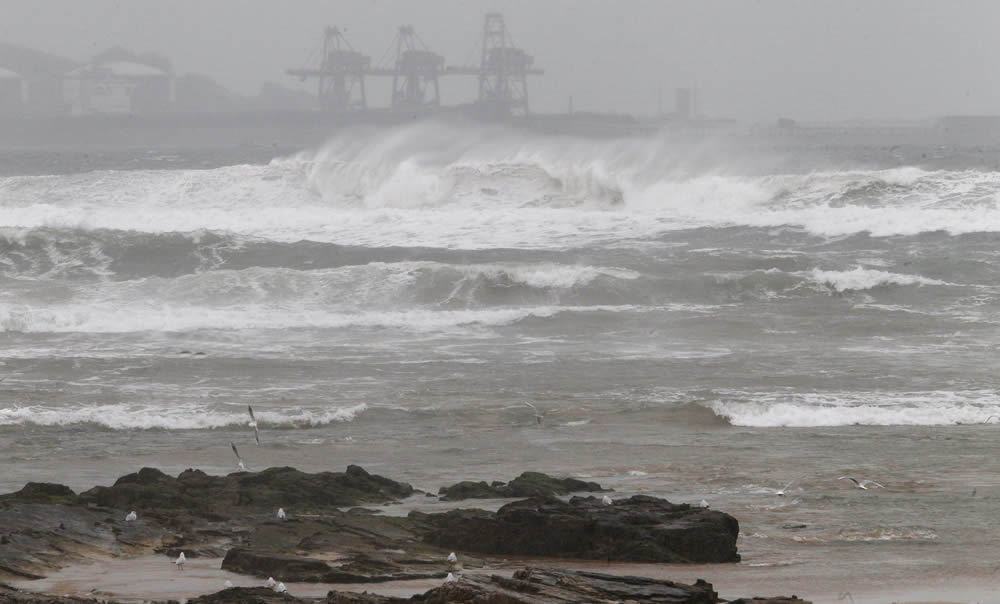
[416, 494, 740, 563]
[780, 523, 807, 530]
[0, 484, 76, 505]
[78, 465, 413, 523]
[438, 471, 607, 501]
[728, 598, 812, 604]
[186, 586, 301, 604]
[0, 582, 127, 603]
[0, 503, 165, 580]
[222, 548, 447, 583]
[416, 567, 720, 603]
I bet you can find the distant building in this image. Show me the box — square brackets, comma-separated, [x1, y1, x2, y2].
[0, 42, 76, 115]
[65, 60, 174, 114]
[0, 68, 27, 114]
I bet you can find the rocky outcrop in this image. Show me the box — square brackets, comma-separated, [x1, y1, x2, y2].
[77, 465, 413, 523]
[416, 568, 722, 603]
[0, 503, 165, 580]
[416, 494, 740, 563]
[186, 587, 302, 604]
[437, 471, 607, 501]
[222, 549, 447, 583]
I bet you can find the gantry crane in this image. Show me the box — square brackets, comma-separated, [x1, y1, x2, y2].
[287, 26, 369, 111]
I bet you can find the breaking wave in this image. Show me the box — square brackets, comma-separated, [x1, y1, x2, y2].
[707, 390, 1000, 426]
[805, 267, 948, 292]
[0, 402, 368, 430]
[3, 122, 1000, 250]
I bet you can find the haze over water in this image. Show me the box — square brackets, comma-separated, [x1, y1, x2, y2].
[3, 122, 1000, 600]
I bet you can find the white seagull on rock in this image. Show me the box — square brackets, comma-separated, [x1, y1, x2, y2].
[839, 476, 885, 490]
[265, 577, 277, 588]
[445, 572, 458, 583]
[224, 580, 233, 588]
[699, 499, 710, 508]
[277, 507, 287, 520]
[174, 552, 186, 570]
[274, 582, 288, 593]
[602, 495, 613, 505]
[125, 510, 137, 522]
[447, 552, 457, 564]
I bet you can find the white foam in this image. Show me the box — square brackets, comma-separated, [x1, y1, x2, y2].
[806, 267, 949, 292]
[0, 402, 367, 429]
[0, 302, 642, 334]
[708, 390, 1000, 427]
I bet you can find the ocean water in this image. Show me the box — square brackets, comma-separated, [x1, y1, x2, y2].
[3, 122, 1000, 599]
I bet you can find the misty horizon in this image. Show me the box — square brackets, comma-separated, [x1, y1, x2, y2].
[1, 0, 999, 121]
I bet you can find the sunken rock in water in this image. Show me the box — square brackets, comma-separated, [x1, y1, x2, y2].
[437, 471, 608, 501]
[416, 494, 740, 563]
[77, 465, 413, 521]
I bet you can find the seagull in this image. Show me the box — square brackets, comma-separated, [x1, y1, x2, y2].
[523, 401, 545, 424]
[174, 552, 186, 570]
[602, 495, 613, 505]
[699, 499, 710, 508]
[274, 582, 287, 593]
[277, 507, 287, 520]
[775, 480, 796, 497]
[445, 572, 458, 583]
[984, 416, 998, 424]
[447, 552, 457, 564]
[224, 580, 233, 588]
[265, 577, 277, 588]
[839, 476, 884, 490]
[248, 405, 260, 445]
[125, 511, 137, 522]
[231, 441, 247, 472]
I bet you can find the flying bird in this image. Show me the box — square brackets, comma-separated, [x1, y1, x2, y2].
[174, 552, 186, 570]
[248, 405, 260, 445]
[231, 441, 248, 472]
[125, 510, 137, 521]
[839, 476, 884, 490]
[775, 480, 796, 497]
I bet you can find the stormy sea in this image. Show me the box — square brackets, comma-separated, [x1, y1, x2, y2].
[2, 121, 1000, 600]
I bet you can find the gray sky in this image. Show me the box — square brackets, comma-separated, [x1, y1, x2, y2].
[3, 0, 999, 121]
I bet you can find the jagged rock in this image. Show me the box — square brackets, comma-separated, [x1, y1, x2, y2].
[77, 465, 413, 522]
[416, 494, 740, 563]
[438, 471, 607, 501]
[417, 567, 719, 603]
